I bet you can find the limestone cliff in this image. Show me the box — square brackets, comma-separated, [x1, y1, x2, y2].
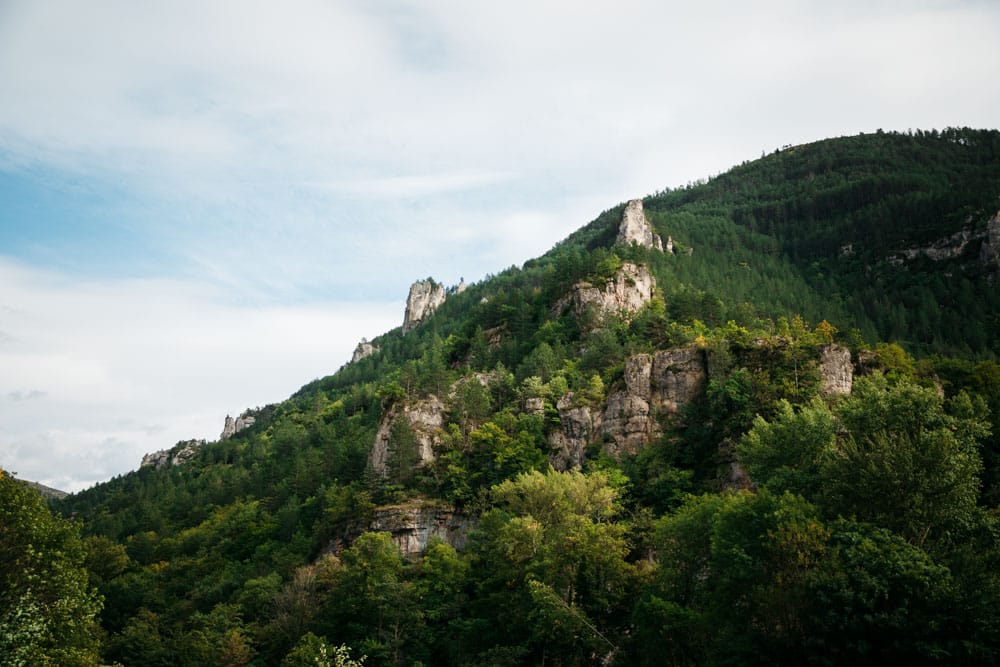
[220, 409, 258, 440]
[370, 395, 446, 476]
[980, 210, 1000, 270]
[601, 347, 708, 458]
[370, 500, 473, 557]
[818, 344, 853, 396]
[554, 262, 656, 325]
[549, 393, 602, 470]
[617, 199, 670, 252]
[140, 439, 205, 470]
[352, 338, 378, 363]
[403, 278, 446, 334]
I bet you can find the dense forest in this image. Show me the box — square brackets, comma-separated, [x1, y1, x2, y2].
[4, 128, 1000, 665]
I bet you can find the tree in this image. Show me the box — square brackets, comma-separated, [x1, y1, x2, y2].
[0, 469, 103, 666]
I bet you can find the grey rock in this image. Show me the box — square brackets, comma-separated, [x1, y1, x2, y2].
[370, 500, 474, 557]
[818, 345, 853, 396]
[403, 278, 446, 334]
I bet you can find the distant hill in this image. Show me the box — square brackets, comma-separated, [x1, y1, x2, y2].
[51, 129, 1000, 666]
[14, 475, 68, 499]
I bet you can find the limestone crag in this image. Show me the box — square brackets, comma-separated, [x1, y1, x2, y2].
[901, 228, 978, 262]
[554, 262, 656, 324]
[221, 409, 258, 440]
[352, 338, 378, 363]
[617, 199, 668, 252]
[370, 395, 446, 476]
[370, 500, 474, 557]
[601, 354, 657, 458]
[549, 393, 602, 470]
[140, 439, 206, 470]
[980, 210, 1000, 270]
[818, 345, 853, 396]
[601, 347, 707, 457]
[403, 278, 447, 334]
[650, 347, 707, 413]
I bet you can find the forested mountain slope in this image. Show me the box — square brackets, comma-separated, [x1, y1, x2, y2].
[44, 129, 1000, 665]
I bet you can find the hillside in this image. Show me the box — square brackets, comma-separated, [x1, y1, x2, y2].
[46, 129, 1000, 665]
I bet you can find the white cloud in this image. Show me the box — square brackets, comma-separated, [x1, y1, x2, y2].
[0, 258, 399, 491]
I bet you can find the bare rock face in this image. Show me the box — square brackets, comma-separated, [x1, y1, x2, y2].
[602, 354, 657, 457]
[549, 393, 602, 470]
[554, 262, 656, 325]
[601, 348, 706, 457]
[981, 210, 1000, 270]
[221, 409, 258, 440]
[352, 338, 378, 363]
[370, 500, 474, 557]
[140, 439, 206, 470]
[403, 278, 446, 333]
[651, 347, 708, 413]
[617, 199, 665, 252]
[370, 395, 446, 476]
[819, 345, 853, 396]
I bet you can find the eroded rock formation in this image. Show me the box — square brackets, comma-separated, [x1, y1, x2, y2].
[549, 393, 603, 470]
[370, 500, 473, 557]
[403, 278, 446, 333]
[140, 439, 205, 470]
[221, 409, 258, 440]
[370, 395, 446, 476]
[981, 210, 1000, 270]
[554, 262, 656, 325]
[617, 199, 669, 252]
[818, 344, 853, 396]
[352, 338, 378, 363]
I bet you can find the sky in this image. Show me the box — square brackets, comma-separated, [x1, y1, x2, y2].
[1, 0, 999, 493]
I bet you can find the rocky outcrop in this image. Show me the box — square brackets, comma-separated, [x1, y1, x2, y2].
[650, 347, 707, 413]
[221, 409, 258, 440]
[550, 393, 602, 470]
[352, 338, 378, 363]
[370, 500, 474, 557]
[819, 345, 853, 396]
[554, 262, 656, 324]
[403, 278, 446, 333]
[141, 439, 205, 470]
[900, 228, 979, 262]
[981, 210, 1000, 270]
[617, 199, 671, 252]
[370, 395, 446, 476]
[601, 347, 707, 457]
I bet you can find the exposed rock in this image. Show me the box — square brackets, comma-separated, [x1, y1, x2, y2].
[549, 393, 602, 470]
[554, 262, 656, 325]
[617, 199, 666, 252]
[370, 500, 474, 557]
[221, 409, 258, 440]
[403, 278, 446, 334]
[602, 354, 657, 458]
[901, 228, 977, 262]
[15, 477, 68, 500]
[600, 348, 707, 458]
[140, 439, 206, 470]
[981, 210, 1000, 270]
[370, 395, 446, 476]
[455, 278, 468, 294]
[352, 338, 378, 363]
[524, 397, 546, 415]
[818, 345, 853, 396]
[651, 346, 708, 413]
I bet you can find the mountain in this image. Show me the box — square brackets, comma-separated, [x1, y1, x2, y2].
[46, 129, 1000, 665]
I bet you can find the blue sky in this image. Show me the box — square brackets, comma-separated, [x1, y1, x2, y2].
[2, 0, 999, 492]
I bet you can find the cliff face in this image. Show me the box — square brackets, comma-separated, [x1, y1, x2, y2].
[403, 279, 446, 333]
[140, 439, 205, 470]
[548, 345, 708, 467]
[981, 210, 1000, 270]
[617, 199, 669, 252]
[221, 409, 258, 440]
[370, 500, 473, 557]
[819, 344, 853, 396]
[352, 338, 379, 363]
[370, 395, 446, 476]
[554, 262, 656, 325]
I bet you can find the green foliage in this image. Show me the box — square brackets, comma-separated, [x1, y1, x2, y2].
[0, 470, 103, 666]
